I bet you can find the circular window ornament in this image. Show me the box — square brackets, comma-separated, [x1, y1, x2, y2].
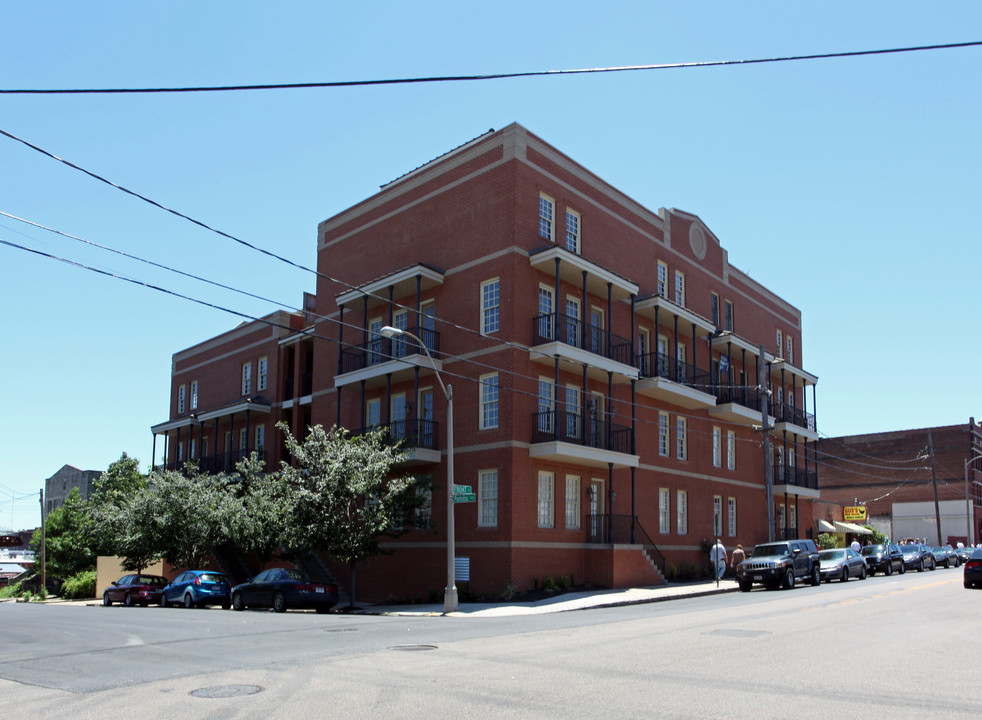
[689, 225, 707, 260]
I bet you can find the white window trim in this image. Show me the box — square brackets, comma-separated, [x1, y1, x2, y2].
[676, 416, 687, 460]
[479, 373, 499, 430]
[659, 487, 670, 534]
[677, 489, 688, 535]
[565, 208, 581, 254]
[478, 469, 498, 527]
[728, 497, 737, 537]
[177, 385, 186, 414]
[674, 270, 685, 307]
[727, 430, 736, 471]
[480, 278, 500, 335]
[713, 495, 723, 537]
[539, 193, 555, 241]
[712, 427, 721, 468]
[538, 471, 555, 528]
[241, 362, 252, 396]
[565, 475, 581, 529]
[190, 380, 198, 410]
[258, 356, 268, 392]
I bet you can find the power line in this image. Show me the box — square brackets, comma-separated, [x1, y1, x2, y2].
[1, 41, 980, 95]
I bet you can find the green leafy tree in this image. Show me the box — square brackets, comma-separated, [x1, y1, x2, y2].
[277, 423, 425, 606]
[234, 452, 289, 570]
[31, 488, 95, 582]
[87, 453, 148, 556]
[114, 487, 163, 573]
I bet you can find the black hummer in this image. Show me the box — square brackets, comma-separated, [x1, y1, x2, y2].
[735, 539, 820, 591]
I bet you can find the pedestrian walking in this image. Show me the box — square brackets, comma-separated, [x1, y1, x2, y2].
[710, 539, 727, 580]
[730, 543, 746, 570]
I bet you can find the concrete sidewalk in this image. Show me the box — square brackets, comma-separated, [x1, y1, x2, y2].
[372, 578, 740, 617]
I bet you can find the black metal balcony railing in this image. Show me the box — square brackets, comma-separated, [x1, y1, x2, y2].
[773, 402, 816, 432]
[339, 325, 440, 375]
[531, 410, 633, 454]
[637, 351, 712, 392]
[532, 312, 632, 366]
[772, 464, 819, 490]
[357, 418, 439, 451]
[715, 384, 764, 413]
[161, 449, 266, 474]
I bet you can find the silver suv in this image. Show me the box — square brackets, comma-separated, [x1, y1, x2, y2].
[735, 539, 820, 591]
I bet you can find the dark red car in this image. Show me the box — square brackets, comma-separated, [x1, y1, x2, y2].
[102, 574, 167, 607]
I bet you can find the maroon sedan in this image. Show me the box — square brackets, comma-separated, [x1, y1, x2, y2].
[102, 574, 167, 607]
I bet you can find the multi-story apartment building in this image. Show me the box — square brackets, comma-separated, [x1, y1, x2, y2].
[816, 419, 982, 546]
[152, 124, 820, 602]
[45, 465, 101, 514]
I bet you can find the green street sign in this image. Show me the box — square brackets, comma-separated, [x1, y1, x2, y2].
[453, 493, 476, 503]
[452, 484, 472, 494]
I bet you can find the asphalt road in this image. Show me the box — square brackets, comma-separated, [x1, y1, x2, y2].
[2, 568, 979, 719]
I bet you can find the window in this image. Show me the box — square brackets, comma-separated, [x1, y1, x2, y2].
[712, 427, 722, 467]
[659, 488, 670, 534]
[790, 504, 797, 530]
[177, 385, 186, 414]
[658, 412, 670, 456]
[711, 293, 720, 326]
[239, 428, 247, 452]
[786, 336, 794, 365]
[190, 438, 196, 460]
[190, 380, 198, 410]
[713, 495, 723, 537]
[564, 296, 580, 346]
[728, 497, 737, 537]
[565, 209, 581, 254]
[390, 393, 407, 440]
[776, 330, 783, 354]
[480, 279, 500, 334]
[258, 356, 268, 391]
[727, 430, 736, 471]
[241, 362, 252, 395]
[657, 261, 668, 298]
[676, 417, 687, 460]
[565, 475, 581, 529]
[177, 441, 184, 462]
[416, 485, 432, 528]
[478, 470, 498, 527]
[537, 378, 554, 434]
[778, 504, 786, 529]
[539, 193, 555, 240]
[537, 471, 554, 528]
[724, 300, 734, 331]
[565, 385, 580, 439]
[674, 271, 685, 307]
[255, 425, 265, 452]
[366, 398, 381, 428]
[537, 284, 554, 340]
[479, 373, 499, 429]
[677, 489, 688, 535]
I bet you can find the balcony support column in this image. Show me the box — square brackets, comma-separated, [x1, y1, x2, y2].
[387, 285, 394, 358]
[654, 305, 661, 376]
[606, 282, 613, 358]
[554, 356, 560, 442]
[631, 378, 637, 544]
[607, 461, 614, 542]
[337, 304, 345, 376]
[152, 432, 158, 469]
[784, 490, 789, 539]
[214, 419, 220, 467]
[581, 363, 588, 448]
[581, 271, 588, 349]
[691, 322, 697, 386]
[385, 374, 392, 428]
[607, 371, 613, 450]
[244, 409, 251, 462]
[629, 294, 635, 366]
[414, 366, 420, 434]
[360, 380, 366, 431]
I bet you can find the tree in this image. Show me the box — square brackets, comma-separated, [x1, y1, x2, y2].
[277, 423, 426, 606]
[233, 452, 289, 569]
[31, 488, 94, 582]
[87, 453, 148, 556]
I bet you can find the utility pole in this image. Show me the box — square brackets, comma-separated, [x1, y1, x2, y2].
[39, 489, 46, 593]
[759, 344, 775, 542]
[928, 429, 942, 545]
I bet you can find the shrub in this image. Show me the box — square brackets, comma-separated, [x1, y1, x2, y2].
[61, 571, 97, 600]
[544, 576, 556, 591]
[557, 575, 570, 590]
[0, 582, 21, 599]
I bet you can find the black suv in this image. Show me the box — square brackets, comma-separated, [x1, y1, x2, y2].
[861, 543, 905, 576]
[735, 539, 820, 591]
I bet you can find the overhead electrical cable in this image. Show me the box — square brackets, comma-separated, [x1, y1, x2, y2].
[1, 41, 980, 95]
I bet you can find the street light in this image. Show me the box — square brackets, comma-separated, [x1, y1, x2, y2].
[964, 454, 982, 546]
[379, 325, 458, 613]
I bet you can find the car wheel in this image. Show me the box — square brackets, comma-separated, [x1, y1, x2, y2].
[810, 565, 821, 586]
[184, 593, 195, 609]
[899, 562, 906, 574]
[918, 560, 924, 572]
[738, 580, 752, 592]
[124, 592, 133, 607]
[859, 565, 867, 580]
[160, 594, 168, 608]
[929, 560, 936, 571]
[273, 591, 287, 613]
[103, 592, 112, 607]
[782, 568, 795, 590]
[841, 568, 849, 583]
[885, 563, 892, 576]
[231, 592, 245, 611]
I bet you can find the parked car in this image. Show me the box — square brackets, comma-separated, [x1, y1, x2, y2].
[964, 548, 982, 589]
[955, 546, 975, 564]
[161, 570, 232, 609]
[231, 568, 338, 613]
[102, 574, 167, 607]
[735, 539, 820, 591]
[819, 548, 867, 582]
[860, 543, 905, 576]
[900, 543, 936, 572]
[932, 546, 960, 569]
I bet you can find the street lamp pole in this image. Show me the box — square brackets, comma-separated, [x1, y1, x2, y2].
[380, 326, 458, 613]
[964, 454, 982, 546]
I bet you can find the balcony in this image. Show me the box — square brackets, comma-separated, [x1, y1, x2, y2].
[283, 372, 313, 402]
[772, 464, 820, 499]
[335, 325, 440, 388]
[636, 351, 716, 409]
[710, 384, 771, 426]
[161, 450, 266, 474]
[530, 313, 638, 381]
[529, 410, 638, 469]
[356, 418, 441, 464]
[772, 402, 819, 441]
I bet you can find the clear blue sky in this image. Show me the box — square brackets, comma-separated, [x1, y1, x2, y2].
[2, 2, 980, 531]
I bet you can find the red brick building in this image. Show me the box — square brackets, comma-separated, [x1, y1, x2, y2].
[815, 419, 982, 546]
[153, 124, 821, 601]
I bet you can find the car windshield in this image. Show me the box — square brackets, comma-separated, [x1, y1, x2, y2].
[819, 550, 844, 561]
[136, 576, 164, 586]
[860, 545, 883, 556]
[752, 544, 789, 557]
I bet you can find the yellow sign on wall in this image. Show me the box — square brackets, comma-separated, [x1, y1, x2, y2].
[843, 506, 867, 521]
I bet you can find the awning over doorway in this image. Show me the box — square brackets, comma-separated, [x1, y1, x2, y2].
[817, 519, 836, 533]
[834, 521, 872, 535]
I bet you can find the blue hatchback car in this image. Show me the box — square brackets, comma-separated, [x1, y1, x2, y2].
[161, 570, 232, 609]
